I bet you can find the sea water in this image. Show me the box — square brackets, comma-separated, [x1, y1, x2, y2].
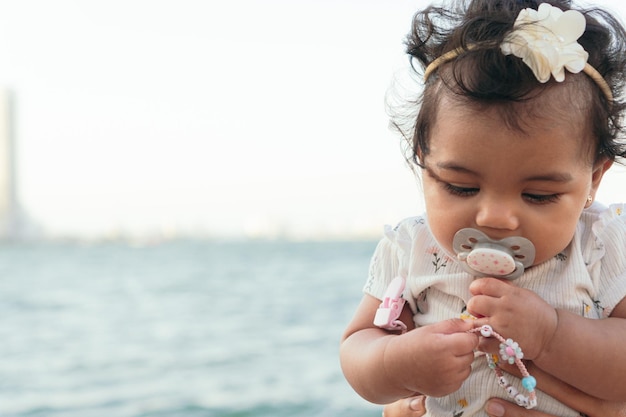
[0, 239, 382, 417]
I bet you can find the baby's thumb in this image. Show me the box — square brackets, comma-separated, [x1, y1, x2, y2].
[430, 318, 474, 334]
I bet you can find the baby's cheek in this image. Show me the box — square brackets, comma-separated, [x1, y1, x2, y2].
[530, 221, 578, 265]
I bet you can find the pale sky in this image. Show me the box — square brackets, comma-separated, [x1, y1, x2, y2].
[0, 0, 624, 240]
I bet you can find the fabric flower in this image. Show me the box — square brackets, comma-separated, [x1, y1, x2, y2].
[500, 3, 588, 83]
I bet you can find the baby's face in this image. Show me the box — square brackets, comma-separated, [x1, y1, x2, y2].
[421, 97, 610, 267]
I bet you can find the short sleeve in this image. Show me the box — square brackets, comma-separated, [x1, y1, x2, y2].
[363, 218, 416, 300]
[589, 203, 626, 315]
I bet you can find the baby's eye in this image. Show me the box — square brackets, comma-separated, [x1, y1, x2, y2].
[444, 183, 479, 197]
[523, 193, 561, 204]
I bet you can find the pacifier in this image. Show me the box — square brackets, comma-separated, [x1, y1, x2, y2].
[452, 228, 535, 280]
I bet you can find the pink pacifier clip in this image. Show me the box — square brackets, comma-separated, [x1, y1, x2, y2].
[373, 275, 407, 332]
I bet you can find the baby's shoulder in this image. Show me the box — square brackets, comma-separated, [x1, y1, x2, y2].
[579, 203, 626, 267]
[584, 202, 626, 236]
[379, 215, 430, 255]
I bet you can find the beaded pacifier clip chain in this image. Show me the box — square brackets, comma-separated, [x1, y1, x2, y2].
[468, 324, 537, 409]
[455, 228, 538, 409]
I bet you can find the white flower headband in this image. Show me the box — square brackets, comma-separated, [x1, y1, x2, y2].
[423, 3, 613, 101]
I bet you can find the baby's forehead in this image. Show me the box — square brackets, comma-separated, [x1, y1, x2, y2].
[439, 75, 595, 135]
[431, 81, 598, 163]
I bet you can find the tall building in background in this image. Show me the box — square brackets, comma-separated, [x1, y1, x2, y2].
[0, 89, 17, 239]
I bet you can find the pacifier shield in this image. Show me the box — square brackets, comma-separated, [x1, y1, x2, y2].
[453, 228, 536, 279]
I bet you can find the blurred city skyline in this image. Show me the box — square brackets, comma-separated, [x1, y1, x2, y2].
[0, 0, 624, 241]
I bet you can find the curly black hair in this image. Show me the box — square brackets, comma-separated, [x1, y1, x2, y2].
[389, 0, 626, 167]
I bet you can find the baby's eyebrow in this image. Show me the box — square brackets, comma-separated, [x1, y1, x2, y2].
[523, 172, 574, 182]
[434, 162, 478, 175]
[432, 162, 574, 183]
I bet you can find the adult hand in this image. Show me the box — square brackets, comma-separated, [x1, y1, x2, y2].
[382, 395, 425, 417]
[482, 398, 582, 417]
[381, 363, 626, 417]
[383, 396, 626, 417]
[381, 396, 579, 417]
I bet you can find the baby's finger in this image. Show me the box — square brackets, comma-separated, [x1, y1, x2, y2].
[469, 277, 512, 296]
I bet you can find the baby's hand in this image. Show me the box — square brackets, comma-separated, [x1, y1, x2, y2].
[389, 319, 478, 397]
[467, 278, 557, 360]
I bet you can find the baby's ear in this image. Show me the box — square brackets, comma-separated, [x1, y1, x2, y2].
[415, 149, 425, 166]
[590, 157, 613, 195]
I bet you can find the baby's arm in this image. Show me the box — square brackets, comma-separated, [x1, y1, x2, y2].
[340, 294, 479, 404]
[468, 278, 626, 401]
[532, 296, 626, 401]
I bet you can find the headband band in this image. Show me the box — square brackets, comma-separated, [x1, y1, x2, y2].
[423, 3, 613, 102]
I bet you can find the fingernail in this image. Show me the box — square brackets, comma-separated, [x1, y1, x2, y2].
[485, 400, 505, 417]
[409, 396, 425, 412]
